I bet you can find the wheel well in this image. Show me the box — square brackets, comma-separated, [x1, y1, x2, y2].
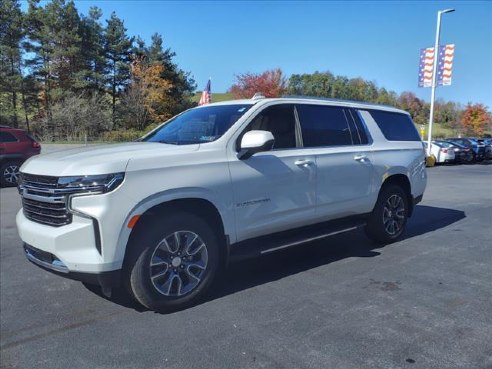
[128, 198, 228, 267]
[381, 174, 414, 217]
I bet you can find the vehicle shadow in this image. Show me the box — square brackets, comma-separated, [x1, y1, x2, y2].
[82, 205, 465, 312]
[208, 205, 465, 303]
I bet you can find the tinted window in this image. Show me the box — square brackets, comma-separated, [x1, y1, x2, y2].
[366, 110, 420, 141]
[297, 105, 352, 147]
[348, 109, 369, 145]
[144, 104, 252, 145]
[243, 104, 297, 150]
[0, 132, 18, 143]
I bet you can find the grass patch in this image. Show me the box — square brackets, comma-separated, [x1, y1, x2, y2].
[192, 92, 235, 103]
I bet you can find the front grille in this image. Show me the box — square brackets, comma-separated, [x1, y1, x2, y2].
[19, 174, 72, 227]
[22, 198, 72, 226]
[21, 173, 58, 188]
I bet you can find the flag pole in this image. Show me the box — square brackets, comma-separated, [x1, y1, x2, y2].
[427, 9, 455, 155]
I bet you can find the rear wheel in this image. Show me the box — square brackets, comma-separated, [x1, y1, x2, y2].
[365, 184, 408, 244]
[125, 212, 220, 312]
[0, 161, 21, 187]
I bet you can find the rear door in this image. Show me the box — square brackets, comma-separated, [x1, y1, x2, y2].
[295, 104, 379, 220]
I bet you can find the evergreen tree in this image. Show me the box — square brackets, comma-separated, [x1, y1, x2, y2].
[104, 12, 133, 125]
[24, 0, 54, 127]
[79, 6, 106, 93]
[0, 0, 24, 126]
[147, 33, 196, 116]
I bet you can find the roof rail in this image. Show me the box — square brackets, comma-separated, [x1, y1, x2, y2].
[281, 95, 397, 110]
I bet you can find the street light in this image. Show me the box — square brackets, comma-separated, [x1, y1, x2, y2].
[427, 8, 455, 155]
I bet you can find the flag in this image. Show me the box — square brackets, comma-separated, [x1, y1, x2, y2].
[438, 44, 455, 86]
[418, 47, 435, 87]
[198, 79, 211, 105]
[418, 44, 455, 88]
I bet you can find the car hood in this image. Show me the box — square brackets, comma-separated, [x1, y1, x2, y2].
[20, 142, 199, 176]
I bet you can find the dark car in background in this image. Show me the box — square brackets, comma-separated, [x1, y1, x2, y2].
[435, 140, 474, 164]
[478, 138, 492, 160]
[0, 126, 41, 186]
[447, 138, 486, 162]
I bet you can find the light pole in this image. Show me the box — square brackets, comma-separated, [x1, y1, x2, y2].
[427, 8, 455, 155]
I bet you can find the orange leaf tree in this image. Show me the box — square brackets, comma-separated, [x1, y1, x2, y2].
[229, 68, 287, 98]
[460, 103, 491, 137]
[123, 55, 172, 130]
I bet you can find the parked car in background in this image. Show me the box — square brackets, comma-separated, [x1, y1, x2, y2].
[424, 141, 455, 164]
[447, 138, 486, 162]
[478, 138, 492, 160]
[0, 126, 41, 186]
[435, 140, 474, 164]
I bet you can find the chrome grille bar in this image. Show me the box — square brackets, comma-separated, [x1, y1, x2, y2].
[19, 174, 72, 227]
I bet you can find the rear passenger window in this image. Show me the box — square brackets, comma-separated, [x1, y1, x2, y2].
[297, 105, 352, 147]
[366, 110, 421, 141]
[0, 132, 18, 143]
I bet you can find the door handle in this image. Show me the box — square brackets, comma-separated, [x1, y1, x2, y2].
[295, 159, 314, 167]
[354, 154, 370, 163]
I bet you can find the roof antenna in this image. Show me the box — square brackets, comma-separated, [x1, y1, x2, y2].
[252, 92, 265, 100]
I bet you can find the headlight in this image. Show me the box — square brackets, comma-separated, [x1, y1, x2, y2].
[57, 173, 124, 194]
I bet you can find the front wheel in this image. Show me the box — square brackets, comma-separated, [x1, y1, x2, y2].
[125, 212, 220, 312]
[365, 184, 408, 244]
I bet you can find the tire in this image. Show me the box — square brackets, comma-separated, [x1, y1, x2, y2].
[425, 155, 436, 167]
[365, 184, 409, 244]
[124, 212, 220, 312]
[0, 161, 21, 187]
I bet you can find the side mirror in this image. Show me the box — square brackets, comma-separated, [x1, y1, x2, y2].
[238, 130, 275, 160]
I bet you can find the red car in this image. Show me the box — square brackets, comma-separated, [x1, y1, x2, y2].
[0, 126, 41, 186]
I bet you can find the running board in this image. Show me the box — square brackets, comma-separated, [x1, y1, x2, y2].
[229, 215, 368, 262]
[260, 226, 360, 255]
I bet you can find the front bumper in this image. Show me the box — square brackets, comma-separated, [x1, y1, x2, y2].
[16, 210, 122, 273]
[23, 243, 121, 288]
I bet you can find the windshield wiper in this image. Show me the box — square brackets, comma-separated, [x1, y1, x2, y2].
[158, 140, 179, 145]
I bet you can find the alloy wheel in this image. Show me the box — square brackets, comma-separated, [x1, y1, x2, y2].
[382, 194, 405, 236]
[149, 231, 208, 297]
[3, 164, 19, 184]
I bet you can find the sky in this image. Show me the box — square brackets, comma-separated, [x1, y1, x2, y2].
[28, 1, 492, 107]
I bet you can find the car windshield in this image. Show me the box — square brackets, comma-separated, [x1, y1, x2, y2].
[437, 141, 453, 148]
[143, 104, 253, 144]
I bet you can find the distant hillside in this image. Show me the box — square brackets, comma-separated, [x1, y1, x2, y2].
[192, 92, 235, 103]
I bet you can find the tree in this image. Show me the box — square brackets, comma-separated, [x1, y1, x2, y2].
[119, 54, 172, 130]
[434, 99, 461, 132]
[23, 0, 85, 135]
[104, 12, 133, 124]
[461, 103, 491, 137]
[230, 68, 287, 98]
[79, 6, 106, 93]
[147, 33, 195, 116]
[397, 91, 428, 125]
[287, 71, 335, 97]
[0, 0, 24, 127]
[40, 92, 111, 141]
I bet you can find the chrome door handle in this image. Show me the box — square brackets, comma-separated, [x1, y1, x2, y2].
[295, 159, 314, 167]
[354, 154, 370, 163]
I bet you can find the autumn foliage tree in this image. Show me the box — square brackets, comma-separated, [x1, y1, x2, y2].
[119, 54, 172, 130]
[229, 68, 287, 98]
[460, 103, 491, 137]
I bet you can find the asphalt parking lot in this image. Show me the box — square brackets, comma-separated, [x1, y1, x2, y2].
[1, 163, 491, 369]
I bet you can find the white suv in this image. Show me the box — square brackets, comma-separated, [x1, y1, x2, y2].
[16, 97, 427, 312]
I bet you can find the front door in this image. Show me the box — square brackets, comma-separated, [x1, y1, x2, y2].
[228, 104, 317, 242]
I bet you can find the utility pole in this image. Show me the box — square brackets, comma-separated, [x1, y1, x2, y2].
[427, 8, 455, 155]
